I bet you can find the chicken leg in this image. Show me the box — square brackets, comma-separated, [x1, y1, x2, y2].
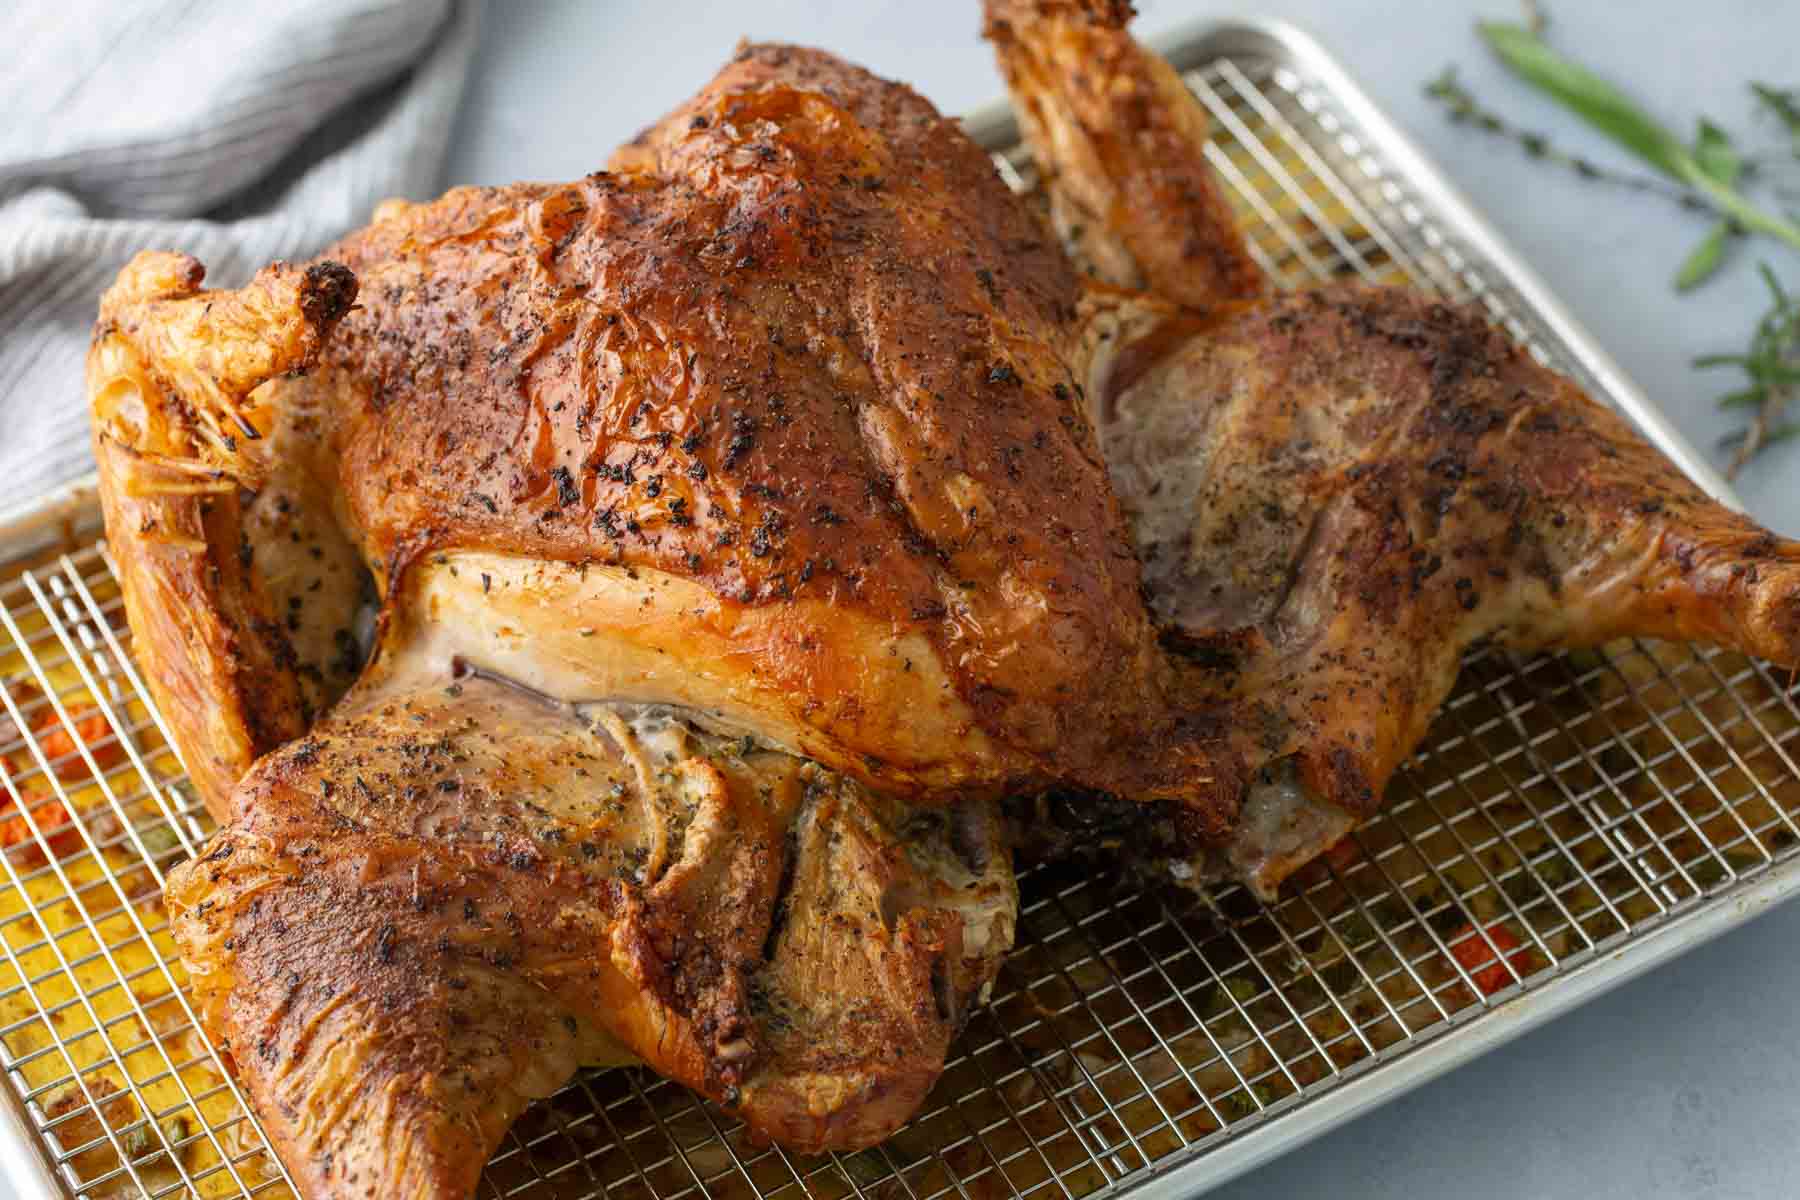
[170, 665, 1014, 1194]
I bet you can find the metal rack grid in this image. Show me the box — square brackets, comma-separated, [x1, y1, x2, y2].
[3, 20, 1798, 1200]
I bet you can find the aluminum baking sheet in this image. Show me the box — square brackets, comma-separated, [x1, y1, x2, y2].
[3, 16, 1798, 1200]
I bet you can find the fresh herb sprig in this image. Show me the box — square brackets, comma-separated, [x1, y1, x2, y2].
[1697, 264, 1800, 478]
[1424, 67, 1710, 212]
[1753, 84, 1800, 147]
[1421, 61, 1754, 290]
[1425, 13, 1800, 472]
[1477, 22, 1800, 255]
[1750, 83, 1800, 208]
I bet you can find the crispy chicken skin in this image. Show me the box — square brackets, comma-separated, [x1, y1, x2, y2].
[170, 675, 1013, 1195]
[1078, 286, 1800, 891]
[987, 0, 1800, 892]
[89, 253, 363, 809]
[87, 38, 1120, 1196]
[304, 44, 1229, 810]
[95, 44, 1230, 822]
[982, 0, 1261, 309]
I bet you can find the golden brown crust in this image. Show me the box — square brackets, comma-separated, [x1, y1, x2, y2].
[266, 43, 1223, 808]
[984, 0, 1799, 895]
[1103, 285, 1800, 877]
[983, 0, 1263, 310]
[93, 252, 356, 471]
[88, 255, 359, 817]
[91, 439, 308, 818]
[169, 678, 1014, 1191]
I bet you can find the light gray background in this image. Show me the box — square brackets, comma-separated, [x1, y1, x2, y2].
[472, 2, 1795, 1198]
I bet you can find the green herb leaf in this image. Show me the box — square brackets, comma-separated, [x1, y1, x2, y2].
[1479, 23, 1800, 250]
[1752, 82, 1800, 146]
[1422, 62, 1707, 208]
[1477, 22, 1690, 177]
[1699, 261, 1800, 475]
[1691, 119, 1741, 185]
[1675, 220, 1734, 290]
[1695, 354, 1800, 383]
[1716, 386, 1767, 409]
[1756, 362, 1800, 386]
[1761, 261, 1791, 306]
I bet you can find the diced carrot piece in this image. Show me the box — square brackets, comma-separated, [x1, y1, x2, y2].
[1449, 922, 1530, 995]
[31, 706, 122, 781]
[0, 797, 80, 860]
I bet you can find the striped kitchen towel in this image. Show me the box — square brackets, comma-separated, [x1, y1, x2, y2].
[0, 0, 478, 515]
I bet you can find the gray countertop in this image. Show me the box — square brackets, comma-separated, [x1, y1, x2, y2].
[446, 2, 1800, 1197]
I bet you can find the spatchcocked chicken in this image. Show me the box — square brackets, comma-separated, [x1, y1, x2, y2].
[85, 1, 1800, 1195]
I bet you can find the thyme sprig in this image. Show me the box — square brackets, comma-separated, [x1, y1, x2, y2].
[1478, 22, 1800, 254]
[1752, 84, 1800, 148]
[1426, 12, 1800, 470]
[1424, 68, 1709, 212]
[1698, 264, 1800, 478]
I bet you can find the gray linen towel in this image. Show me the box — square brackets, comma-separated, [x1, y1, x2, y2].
[0, 0, 478, 516]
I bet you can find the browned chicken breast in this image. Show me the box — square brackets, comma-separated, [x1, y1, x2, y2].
[88, 37, 1132, 1198]
[986, 0, 1800, 892]
[97, 43, 1230, 823]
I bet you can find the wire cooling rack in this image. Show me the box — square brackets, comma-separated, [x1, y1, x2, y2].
[3, 18, 1798, 1200]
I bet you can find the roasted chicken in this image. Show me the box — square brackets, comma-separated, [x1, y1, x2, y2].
[984, 0, 1800, 891]
[83, 1, 1800, 1195]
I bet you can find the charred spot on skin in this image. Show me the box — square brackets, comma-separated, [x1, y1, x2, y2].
[724, 412, 758, 468]
[974, 267, 1002, 304]
[550, 466, 580, 509]
[299, 261, 358, 331]
[1408, 550, 1444, 593]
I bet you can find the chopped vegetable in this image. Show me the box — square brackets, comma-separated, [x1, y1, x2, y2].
[32, 705, 122, 781]
[0, 795, 80, 859]
[1448, 921, 1531, 995]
